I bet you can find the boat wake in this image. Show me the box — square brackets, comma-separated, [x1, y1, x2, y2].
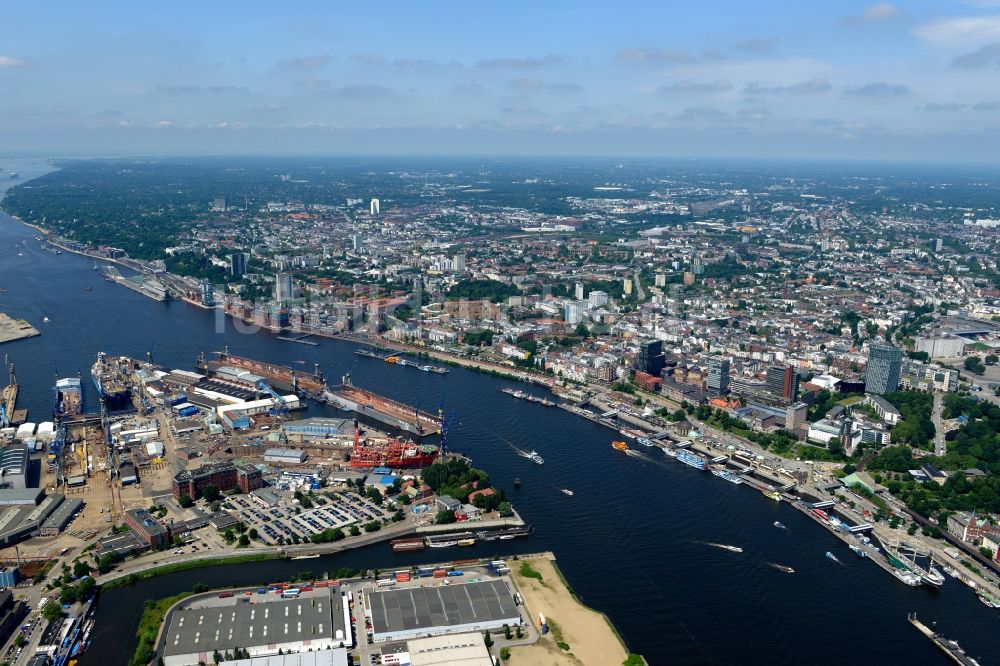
[697, 541, 744, 553]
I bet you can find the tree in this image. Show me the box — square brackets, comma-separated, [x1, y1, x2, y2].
[498, 501, 513, 517]
[484, 629, 494, 648]
[965, 356, 986, 375]
[248, 528, 259, 540]
[349, 525, 361, 537]
[985, 354, 999, 366]
[434, 509, 457, 524]
[73, 560, 92, 579]
[178, 494, 194, 508]
[42, 600, 62, 622]
[499, 647, 511, 661]
[202, 485, 221, 503]
[238, 534, 250, 547]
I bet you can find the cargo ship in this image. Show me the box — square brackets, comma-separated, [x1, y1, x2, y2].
[391, 537, 426, 553]
[91, 352, 131, 409]
[198, 348, 326, 395]
[676, 450, 707, 470]
[55, 377, 83, 416]
[611, 440, 628, 452]
[349, 423, 439, 469]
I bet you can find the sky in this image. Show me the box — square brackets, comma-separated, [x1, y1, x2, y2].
[3, 1, 1000, 160]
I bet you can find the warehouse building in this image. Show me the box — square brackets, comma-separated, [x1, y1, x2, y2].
[0, 446, 29, 489]
[161, 588, 351, 666]
[0, 493, 67, 547]
[263, 448, 307, 465]
[283, 418, 353, 443]
[213, 648, 348, 666]
[406, 633, 494, 666]
[367, 580, 520, 643]
[39, 498, 83, 537]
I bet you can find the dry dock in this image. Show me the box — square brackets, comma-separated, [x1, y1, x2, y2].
[0, 313, 39, 344]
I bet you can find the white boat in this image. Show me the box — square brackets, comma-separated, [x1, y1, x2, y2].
[773, 521, 786, 530]
[637, 437, 653, 447]
[528, 450, 544, 465]
[706, 542, 743, 553]
[560, 489, 574, 496]
[893, 569, 922, 586]
[428, 540, 458, 548]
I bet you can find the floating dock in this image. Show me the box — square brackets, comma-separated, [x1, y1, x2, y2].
[323, 380, 441, 438]
[908, 613, 982, 665]
[197, 349, 327, 395]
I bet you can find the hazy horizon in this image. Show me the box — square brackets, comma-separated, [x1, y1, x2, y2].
[5, 1, 1000, 161]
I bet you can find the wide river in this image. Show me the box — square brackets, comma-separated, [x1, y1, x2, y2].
[0, 161, 995, 664]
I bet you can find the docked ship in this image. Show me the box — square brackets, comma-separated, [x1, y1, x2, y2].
[763, 490, 782, 501]
[676, 450, 707, 470]
[637, 437, 654, 447]
[711, 469, 743, 484]
[54, 377, 83, 417]
[875, 536, 945, 587]
[849, 544, 869, 558]
[349, 424, 439, 469]
[198, 348, 326, 395]
[611, 440, 629, 453]
[91, 352, 131, 409]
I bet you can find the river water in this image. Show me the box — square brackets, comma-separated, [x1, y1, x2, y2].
[0, 162, 996, 665]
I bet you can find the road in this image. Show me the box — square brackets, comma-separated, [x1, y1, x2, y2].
[932, 391, 946, 457]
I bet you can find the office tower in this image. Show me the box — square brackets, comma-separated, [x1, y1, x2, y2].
[575, 282, 585, 300]
[453, 253, 466, 272]
[370, 198, 380, 215]
[707, 358, 731, 395]
[866, 343, 903, 395]
[639, 339, 666, 377]
[786, 402, 808, 431]
[352, 234, 363, 252]
[766, 364, 799, 401]
[274, 272, 294, 303]
[229, 252, 246, 278]
[588, 290, 608, 308]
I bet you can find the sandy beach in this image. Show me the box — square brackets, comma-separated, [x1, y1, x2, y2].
[510, 555, 630, 666]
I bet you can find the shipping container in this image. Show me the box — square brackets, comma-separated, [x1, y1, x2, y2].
[218, 592, 234, 598]
[432, 570, 447, 579]
[447, 570, 464, 577]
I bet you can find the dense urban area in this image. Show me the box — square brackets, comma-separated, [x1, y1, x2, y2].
[1, 157, 1000, 666]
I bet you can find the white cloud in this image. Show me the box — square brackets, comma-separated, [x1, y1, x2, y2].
[842, 4, 901, 26]
[0, 55, 29, 68]
[914, 16, 1000, 45]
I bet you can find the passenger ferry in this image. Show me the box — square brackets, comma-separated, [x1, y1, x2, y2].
[763, 490, 782, 501]
[611, 440, 629, 452]
[676, 450, 707, 470]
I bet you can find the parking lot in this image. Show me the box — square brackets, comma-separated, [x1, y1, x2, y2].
[224, 492, 393, 545]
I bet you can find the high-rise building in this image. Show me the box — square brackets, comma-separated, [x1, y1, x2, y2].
[352, 234, 363, 253]
[575, 282, 585, 300]
[211, 196, 227, 212]
[588, 290, 608, 308]
[453, 253, 466, 272]
[229, 252, 246, 278]
[638, 340, 666, 377]
[866, 343, 902, 395]
[564, 300, 584, 325]
[370, 198, 380, 215]
[199, 280, 215, 307]
[623, 278, 633, 296]
[786, 402, 808, 431]
[766, 364, 799, 401]
[707, 358, 731, 395]
[654, 273, 666, 287]
[274, 272, 294, 303]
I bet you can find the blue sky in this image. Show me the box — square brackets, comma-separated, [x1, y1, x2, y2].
[3, 1, 1000, 160]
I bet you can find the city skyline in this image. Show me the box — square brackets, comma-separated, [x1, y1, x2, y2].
[4, 1, 1000, 160]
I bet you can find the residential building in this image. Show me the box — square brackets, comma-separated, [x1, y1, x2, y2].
[766, 364, 799, 402]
